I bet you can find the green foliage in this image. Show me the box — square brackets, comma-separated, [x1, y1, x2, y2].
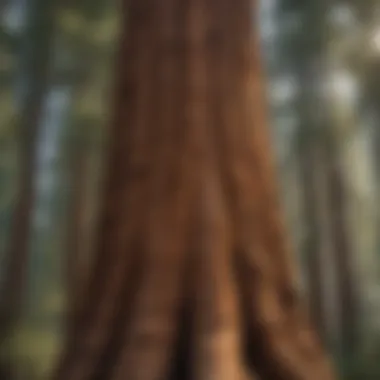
[279, 0, 308, 13]
[340, 348, 380, 380]
[0, 25, 20, 53]
[62, 0, 111, 21]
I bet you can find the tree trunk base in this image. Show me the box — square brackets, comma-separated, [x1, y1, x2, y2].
[53, 0, 337, 379]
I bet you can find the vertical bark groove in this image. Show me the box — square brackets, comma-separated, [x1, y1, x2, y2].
[54, 1, 337, 379]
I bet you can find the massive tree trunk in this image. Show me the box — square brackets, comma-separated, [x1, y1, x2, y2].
[53, 0, 336, 379]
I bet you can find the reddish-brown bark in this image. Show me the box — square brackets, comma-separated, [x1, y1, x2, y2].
[53, 0, 337, 379]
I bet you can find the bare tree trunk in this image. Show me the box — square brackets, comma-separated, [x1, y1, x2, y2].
[53, 1, 336, 379]
[65, 140, 89, 335]
[0, 0, 55, 338]
[298, 135, 330, 345]
[362, 63, 380, 285]
[324, 140, 360, 357]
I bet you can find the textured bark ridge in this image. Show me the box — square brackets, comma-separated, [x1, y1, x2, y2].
[53, 0, 337, 379]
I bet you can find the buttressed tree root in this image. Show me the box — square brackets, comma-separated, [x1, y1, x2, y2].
[53, 0, 337, 379]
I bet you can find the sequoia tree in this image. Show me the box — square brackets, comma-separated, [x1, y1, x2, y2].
[53, 0, 337, 379]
